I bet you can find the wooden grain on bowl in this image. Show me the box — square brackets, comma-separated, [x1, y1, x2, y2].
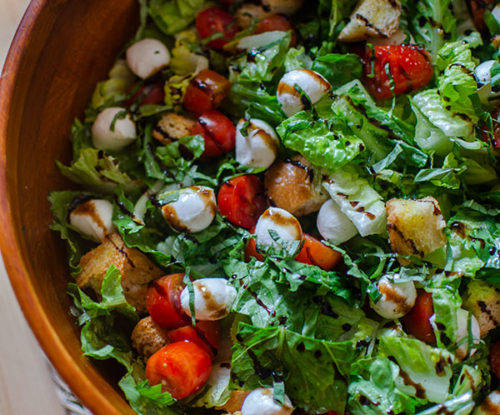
[0, 1, 140, 413]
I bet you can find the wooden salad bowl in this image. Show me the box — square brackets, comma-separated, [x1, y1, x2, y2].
[0, 1, 141, 413]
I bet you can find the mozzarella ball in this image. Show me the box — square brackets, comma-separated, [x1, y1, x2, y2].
[317, 200, 358, 245]
[455, 308, 480, 360]
[180, 278, 237, 321]
[370, 275, 417, 319]
[126, 38, 170, 79]
[474, 391, 500, 415]
[255, 207, 303, 249]
[475, 60, 500, 105]
[277, 69, 331, 117]
[92, 107, 136, 151]
[241, 388, 293, 415]
[235, 119, 279, 169]
[493, 4, 500, 24]
[69, 199, 114, 241]
[161, 186, 216, 233]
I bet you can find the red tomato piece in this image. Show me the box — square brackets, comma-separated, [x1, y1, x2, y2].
[191, 110, 236, 158]
[168, 322, 220, 360]
[218, 175, 267, 229]
[146, 341, 212, 400]
[256, 15, 297, 47]
[196, 7, 239, 50]
[363, 45, 434, 100]
[470, 0, 495, 32]
[490, 340, 500, 379]
[245, 226, 265, 261]
[295, 234, 342, 271]
[146, 274, 189, 329]
[402, 290, 436, 345]
[125, 83, 165, 107]
[184, 69, 231, 115]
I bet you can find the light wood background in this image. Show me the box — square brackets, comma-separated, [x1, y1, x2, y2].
[0, 1, 66, 414]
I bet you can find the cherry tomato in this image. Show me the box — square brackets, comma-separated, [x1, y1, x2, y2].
[256, 15, 297, 47]
[363, 45, 433, 100]
[245, 230, 265, 262]
[168, 321, 220, 360]
[184, 69, 231, 115]
[146, 274, 189, 329]
[218, 175, 267, 229]
[470, 0, 495, 32]
[146, 341, 212, 400]
[191, 110, 236, 158]
[125, 83, 165, 107]
[490, 340, 500, 379]
[402, 291, 436, 345]
[196, 7, 238, 50]
[295, 234, 342, 271]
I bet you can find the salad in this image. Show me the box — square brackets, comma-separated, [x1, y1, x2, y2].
[49, 0, 500, 414]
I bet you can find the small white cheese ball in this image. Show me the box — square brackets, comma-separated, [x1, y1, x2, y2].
[69, 199, 114, 241]
[277, 69, 331, 117]
[235, 119, 279, 169]
[474, 391, 500, 415]
[455, 308, 480, 360]
[317, 200, 358, 245]
[241, 388, 293, 415]
[126, 38, 170, 79]
[92, 107, 136, 151]
[370, 275, 417, 319]
[493, 4, 500, 25]
[475, 60, 500, 105]
[161, 186, 216, 233]
[180, 278, 237, 321]
[255, 207, 303, 249]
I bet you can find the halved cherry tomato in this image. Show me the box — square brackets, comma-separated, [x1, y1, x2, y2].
[168, 321, 220, 360]
[295, 234, 342, 271]
[124, 83, 165, 107]
[490, 340, 500, 379]
[256, 15, 297, 47]
[196, 7, 239, 50]
[218, 175, 267, 229]
[245, 228, 265, 262]
[470, 0, 495, 32]
[192, 110, 236, 158]
[402, 290, 436, 345]
[363, 45, 433, 100]
[146, 341, 212, 400]
[184, 69, 231, 115]
[146, 274, 189, 329]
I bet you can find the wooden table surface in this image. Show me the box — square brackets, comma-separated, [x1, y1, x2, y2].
[0, 1, 66, 414]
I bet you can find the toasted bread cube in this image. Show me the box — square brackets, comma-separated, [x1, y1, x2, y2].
[463, 280, 500, 338]
[338, 0, 401, 42]
[386, 197, 446, 260]
[217, 391, 250, 413]
[264, 155, 328, 217]
[152, 112, 196, 145]
[76, 233, 163, 313]
[131, 316, 169, 358]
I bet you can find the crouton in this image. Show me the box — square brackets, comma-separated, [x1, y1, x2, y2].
[386, 197, 446, 261]
[338, 0, 401, 42]
[264, 155, 328, 217]
[463, 280, 500, 338]
[131, 316, 169, 358]
[217, 391, 250, 413]
[152, 112, 196, 145]
[76, 233, 163, 314]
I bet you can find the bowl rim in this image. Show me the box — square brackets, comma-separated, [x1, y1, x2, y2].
[0, 1, 130, 414]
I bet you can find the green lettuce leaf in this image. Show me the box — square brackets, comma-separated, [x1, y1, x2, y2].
[377, 334, 455, 404]
[148, 0, 206, 36]
[323, 166, 387, 237]
[311, 53, 362, 87]
[276, 111, 363, 172]
[231, 322, 355, 413]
